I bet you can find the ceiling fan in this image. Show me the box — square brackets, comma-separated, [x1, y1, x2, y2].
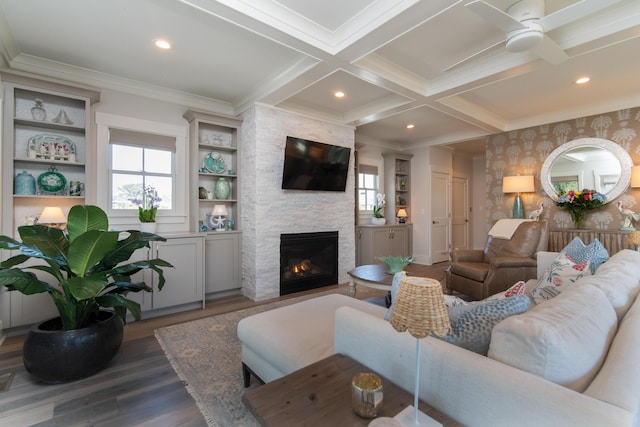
[445, 0, 625, 71]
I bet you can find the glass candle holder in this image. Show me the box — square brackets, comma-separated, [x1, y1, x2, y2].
[351, 372, 383, 418]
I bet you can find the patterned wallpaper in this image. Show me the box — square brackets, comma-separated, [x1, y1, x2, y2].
[486, 107, 640, 231]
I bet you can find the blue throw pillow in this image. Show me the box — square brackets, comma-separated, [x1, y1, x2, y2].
[384, 271, 406, 320]
[560, 237, 609, 274]
[437, 295, 530, 355]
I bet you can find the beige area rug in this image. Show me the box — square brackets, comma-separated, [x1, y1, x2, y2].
[154, 264, 449, 426]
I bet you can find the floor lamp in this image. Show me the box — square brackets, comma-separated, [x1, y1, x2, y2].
[389, 277, 450, 426]
[502, 175, 534, 219]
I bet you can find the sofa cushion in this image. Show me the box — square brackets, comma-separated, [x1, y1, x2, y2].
[560, 237, 609, 274]
[488, 284, 617, 392]
[577, 249, 640, 320]
[438, 295, 530, 355]
[531, 252, 591, 304]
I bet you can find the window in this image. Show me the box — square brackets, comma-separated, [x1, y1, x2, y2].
[358, 164, 379, 211]
[109, 128, 176, 214]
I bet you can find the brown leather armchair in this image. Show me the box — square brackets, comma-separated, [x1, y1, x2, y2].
[445, 220, 549, 300]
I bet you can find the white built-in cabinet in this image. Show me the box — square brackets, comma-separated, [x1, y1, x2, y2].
[383, 152, 412, 222]
[183, 109, 243, 297]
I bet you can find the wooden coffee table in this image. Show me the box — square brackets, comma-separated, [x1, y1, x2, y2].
[243, 353, 461, 427]
[348, 263, 427, 297]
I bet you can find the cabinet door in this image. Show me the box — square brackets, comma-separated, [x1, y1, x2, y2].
[205, 233, 241, 294]
[152, 237, 204, 309]
[390, 227, 410, 257]
[370, 228, 393, 260]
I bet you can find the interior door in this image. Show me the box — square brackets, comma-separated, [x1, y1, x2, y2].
[451, 176, 469, 250]
[430, 171, 450, 263]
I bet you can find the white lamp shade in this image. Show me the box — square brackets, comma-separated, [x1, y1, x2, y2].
[503, 175, 534, 193]
[38, 207, 66, 224]
[212, 205, 228, 216]
[632, 166, 640, 188]
[397, 208, 408, 218]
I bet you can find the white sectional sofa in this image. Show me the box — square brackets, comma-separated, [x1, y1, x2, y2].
[239, 249, 640, 426]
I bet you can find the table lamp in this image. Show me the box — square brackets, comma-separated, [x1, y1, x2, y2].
[211, 205, 228, 231]
[397, 208, 408, 224]
[632, 166, 640, 188]
[37, 207, 67, 230]
[389, 277, 450, 426]
[502, 175, 534, 219]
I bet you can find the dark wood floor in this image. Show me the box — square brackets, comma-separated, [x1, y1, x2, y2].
[0, 263, 449, 426]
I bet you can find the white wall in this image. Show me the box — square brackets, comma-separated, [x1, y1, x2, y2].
[240, 104, 356, 301]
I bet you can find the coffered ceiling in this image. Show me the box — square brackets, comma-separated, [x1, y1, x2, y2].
[1, 0, 639, 153]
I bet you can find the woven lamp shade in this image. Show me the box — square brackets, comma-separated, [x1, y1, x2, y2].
[389, 277, 450, 339]
[628, 231, 640, 246]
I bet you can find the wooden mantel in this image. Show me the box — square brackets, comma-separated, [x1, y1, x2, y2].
[549, 229, 636, 254]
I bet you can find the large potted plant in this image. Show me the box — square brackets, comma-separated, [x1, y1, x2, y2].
[0, 205, 172, 383]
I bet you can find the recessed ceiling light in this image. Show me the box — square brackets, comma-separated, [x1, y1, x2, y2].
[406, 124, 415, 129]
[154, 39, 172, 50]
[334, 91, 345, 98]
[575, 76, 590, 84]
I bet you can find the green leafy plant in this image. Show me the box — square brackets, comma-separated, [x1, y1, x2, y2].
[0, 205, 173, 330]
[373, 193, 386, 218]
[130, 185, 161, 223]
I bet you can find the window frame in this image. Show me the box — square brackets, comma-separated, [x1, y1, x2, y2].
[95, 112, 187, 227]
[358, 164, 379, 214]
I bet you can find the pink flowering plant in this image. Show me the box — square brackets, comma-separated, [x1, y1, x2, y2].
[130, 185, 161, 223]
[556, 189, 605, 228]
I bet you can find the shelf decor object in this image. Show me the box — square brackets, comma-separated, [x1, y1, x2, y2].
[389, 277, 449, 426]
[52, 109, 74, 125]
[214, 177, 230, 200]
[204, 152, 226, 174]
[14, 170, 36, 195]
[30, 98, 46, 121]
[37, 167, 67, 194]
[502, 175, 535, 219]
[28, 134, 77, 162]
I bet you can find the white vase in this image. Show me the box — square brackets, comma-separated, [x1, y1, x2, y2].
[140, 222, 157, 233]
[371, 217, 386, 225]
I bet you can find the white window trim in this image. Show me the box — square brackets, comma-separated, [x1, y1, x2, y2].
[96, 112, 187, 227]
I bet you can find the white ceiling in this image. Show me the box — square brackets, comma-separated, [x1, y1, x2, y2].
[1, 0, 639, 155]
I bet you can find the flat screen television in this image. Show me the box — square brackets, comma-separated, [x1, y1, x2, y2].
[281, 136, 351, 192]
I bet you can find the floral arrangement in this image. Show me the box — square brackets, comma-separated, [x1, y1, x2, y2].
[556, 189, 605, 228]
[373, 193, 386, 218]
[130, 185, 161, 223]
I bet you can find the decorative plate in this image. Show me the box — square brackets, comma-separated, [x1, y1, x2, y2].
[37, 170, 67, 193]
[28, 134, 77, 162]
[203, 152, 226, 174]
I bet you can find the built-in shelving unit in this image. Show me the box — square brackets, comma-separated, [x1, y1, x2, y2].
[1, 72, 100, 238]
[383, 152, 413, 223]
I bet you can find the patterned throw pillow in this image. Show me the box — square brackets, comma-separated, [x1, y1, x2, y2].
[531, 252, 591, 304]
[438, 295, 530, 355]
[561, 237, 609, 274]
[485, 281, 527, 302]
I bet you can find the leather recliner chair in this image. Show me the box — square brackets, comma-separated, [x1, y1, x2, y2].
[445, 220, 549, 300]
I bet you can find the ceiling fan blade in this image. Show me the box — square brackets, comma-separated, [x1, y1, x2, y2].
[466, 0, 527, 33]
[539, 0, 627, 32]
[444, 40, 505, 72]
[532, 35, 568, 65]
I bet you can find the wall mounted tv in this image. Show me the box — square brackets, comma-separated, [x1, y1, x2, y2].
[281, 136, 351, 192]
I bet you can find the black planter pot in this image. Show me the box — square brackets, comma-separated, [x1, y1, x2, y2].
[23, 310, 124, 384]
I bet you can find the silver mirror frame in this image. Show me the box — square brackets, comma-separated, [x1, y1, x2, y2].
[540, 137, 633, 204]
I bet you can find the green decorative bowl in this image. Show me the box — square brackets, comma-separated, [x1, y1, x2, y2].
[377, 256, 415, 275]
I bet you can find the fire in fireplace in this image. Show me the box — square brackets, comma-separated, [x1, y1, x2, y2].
[280, 231, 338, 295]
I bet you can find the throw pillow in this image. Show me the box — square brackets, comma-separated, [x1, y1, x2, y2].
[485, 281, 527, 301]
[437, 295, 530, 355]
[531, 252, 591, 304]
[560, 237, 609, 274]
[384, 271, 407, 320]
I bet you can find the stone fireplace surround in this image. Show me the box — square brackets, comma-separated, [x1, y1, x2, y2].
[240, 104, 356, 301]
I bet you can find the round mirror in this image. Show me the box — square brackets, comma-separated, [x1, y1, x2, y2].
[540, 138, 633, 204]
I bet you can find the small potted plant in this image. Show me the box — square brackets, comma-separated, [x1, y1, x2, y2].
[130, 185, 161, 232]
[372, 193, 386, 225]
[0, 205, 172, 383]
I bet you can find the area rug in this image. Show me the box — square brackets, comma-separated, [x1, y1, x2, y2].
[154, 263, 449, 426]
[154, 286, 385, 426]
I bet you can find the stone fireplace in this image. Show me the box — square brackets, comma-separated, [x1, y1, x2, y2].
[280, 231, 338, 295]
